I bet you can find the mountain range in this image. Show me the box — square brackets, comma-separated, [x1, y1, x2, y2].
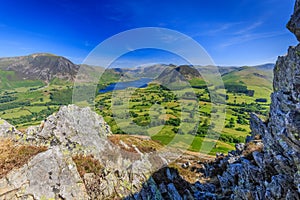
[0, 53, 274, 90]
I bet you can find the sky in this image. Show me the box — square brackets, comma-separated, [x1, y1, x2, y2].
[0, 0, 297, 67]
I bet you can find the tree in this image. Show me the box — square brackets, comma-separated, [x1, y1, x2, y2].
[225, 117, 235, 128]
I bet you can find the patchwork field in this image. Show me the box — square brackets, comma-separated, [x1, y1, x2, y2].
[0, 65, 273, 155]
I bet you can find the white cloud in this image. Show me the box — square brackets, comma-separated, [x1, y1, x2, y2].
[233, 21, 263, 35]
[193, 21, 263, 38]
[219, 31, 287, 48]
[193, 22, 243, 37]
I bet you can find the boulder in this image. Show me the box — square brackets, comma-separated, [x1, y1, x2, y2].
[0, 147, 88, 199]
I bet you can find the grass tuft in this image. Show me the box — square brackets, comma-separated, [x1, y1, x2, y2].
[0, 138, 47, 179]
[72, 154, 104, 178]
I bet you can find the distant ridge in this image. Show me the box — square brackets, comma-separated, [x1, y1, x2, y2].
[0, 53, 79, 82]
[0, 53, 275, 85]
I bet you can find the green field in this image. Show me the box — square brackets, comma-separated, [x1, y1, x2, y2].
[0, 66, 273, 155]
[0, 70, 45, 90]
[94, 77, 271, 155]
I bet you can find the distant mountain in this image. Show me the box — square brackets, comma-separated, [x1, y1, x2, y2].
[0, 53, 275, 92]
[252, 63, 275, 71]
[155, 65, 201, 84]
[0, 53, 79, 82]
[116, 63, 274, 79]
[217, 66, 239, 75]
[113, 64, 169, 79]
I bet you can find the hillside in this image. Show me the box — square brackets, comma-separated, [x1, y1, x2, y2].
[155, 65, 202, 87]
[222, 65, 273, 101]
[222, 66, 273, 89]
[0, 53, 79, 83]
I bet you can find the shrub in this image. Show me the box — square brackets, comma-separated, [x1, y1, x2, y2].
[255, 98, 267, 103]
[72, 154, 103, 178]
[235, 127, 247, 132]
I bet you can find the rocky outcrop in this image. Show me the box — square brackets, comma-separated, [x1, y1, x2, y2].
[123, 166, 222, 200]
[0, 105, 183, 199]
[24, 105, 112, 155]
[288, 0, 300, 41]
[0, 119, 22, 139]
[197, 1, 300, 199]
[0, 147, 88, 199]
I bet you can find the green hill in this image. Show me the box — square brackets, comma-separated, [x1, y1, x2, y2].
[222, 66, 273, 100]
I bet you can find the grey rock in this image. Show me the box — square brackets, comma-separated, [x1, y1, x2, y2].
[0, 106, 185, 200]
[167, 183, 182, 200]
[195, 182, 216, 193]
[0, 148, 88, 199]
[37, 105, 111, 150]
[287, 0, 300, 41]
[235, 143, 245, 154]
[181, 162, 191, 169]
[200, 2, 300, 199]
[194, 191, 217, 200]
[182, 189, 194, 200]
[0, 118, 22, 139]
[159, 183, 168, 194]
[252, 151, 264, 168]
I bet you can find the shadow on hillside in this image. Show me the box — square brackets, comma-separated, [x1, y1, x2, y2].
[123, 167, 219, 200]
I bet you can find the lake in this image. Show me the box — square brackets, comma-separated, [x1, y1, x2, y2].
[99, 78, 153, 93]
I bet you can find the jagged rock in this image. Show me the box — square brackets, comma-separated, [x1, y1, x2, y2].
[203, 1, 300, 199]
[0, 118, 22, 139]
[249, 113, 266, 140]
[167, 183, 182, 200]
[252, 151, 264, 168]
[0, 147, 88, 199]
[235, 143, 245, 154]
[181, 161, 191, 169]
[0, 106, 185, 200]
[216, 153, 224, 158]
[159, 183, 168, 194]
[182, 189, 194, 200]
[228, 156, 239, 164]
[166, 167, 177, 181]
[27, 105, 112, 151]
[287, 0, 300, 41]
[194, 182, 216, 193]
[194, 190, 217, 200]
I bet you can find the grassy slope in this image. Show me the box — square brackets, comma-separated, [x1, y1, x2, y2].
[222, 66, 273, 100]
[0, 70, 45, 90]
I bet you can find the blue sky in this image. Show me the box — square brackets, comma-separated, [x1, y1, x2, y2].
[0, 0, 297, 66]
